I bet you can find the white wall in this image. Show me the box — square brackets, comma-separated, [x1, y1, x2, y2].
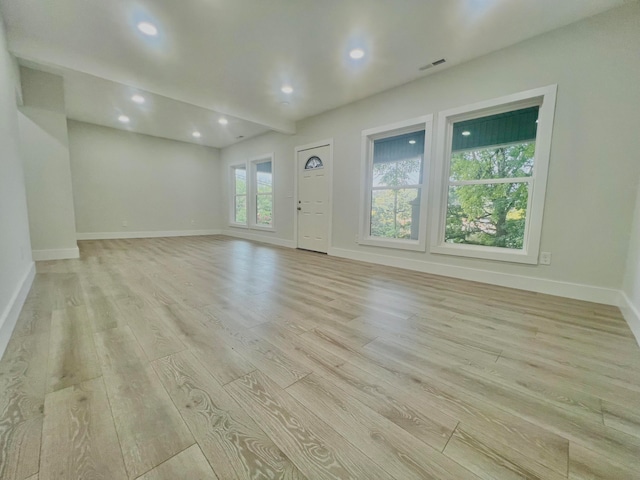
[622, 181, 640, 343]
[18, 67, 79, 260]
[0, 12, 35, 357]
[220, 131, 297, 246]
[68, 121, 223, 238]
[220, 3, 640, 303]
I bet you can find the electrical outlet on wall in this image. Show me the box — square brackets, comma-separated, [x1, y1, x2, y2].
[539, 252, 552, 265]
[191, 219, 195, 225]
[122, 220, 128, 228]
[355, 234, 359, 244]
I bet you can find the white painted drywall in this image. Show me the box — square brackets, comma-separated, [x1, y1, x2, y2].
[220, 3, 640, 295]
[68, 121, 223, 236]
[0, 12, 35, 355]
[221, 131, 297, 242]
[18, 67, 79, 258]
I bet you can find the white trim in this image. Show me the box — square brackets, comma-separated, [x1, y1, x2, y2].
[0, 262, 36, 360]
[619, 291, 640, 347]
[327, 246, 620, 306]
[77, 229, 221, 240]
[434, 88, 553, 123]
[249, 224, 277, 233]
[359, 115, 433, 252]
[450, 177, 532, 186]
[32, 247, 80, 261]
[430, 85, 558, 265]
[249, 153, 276, 231]
[293, 138, 334, 251]
[430, 242, 536, 264]
[222, 229, 295, 248]
[229, 161, 248, 227]
[357, 237, 424, 252]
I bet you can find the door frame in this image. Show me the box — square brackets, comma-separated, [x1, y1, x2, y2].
[293, 138, 334, 251]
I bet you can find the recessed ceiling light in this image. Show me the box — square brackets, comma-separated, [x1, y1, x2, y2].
[218, 118, 228, 125]
[137, 22, 158, 36]
[281, 85, 294, 94]
[192, 131, 201, 138]
[131, 94, 145, 104]
[409, 140, 416, 144]
[349, 48, 365, 59]
[118, 115, 130, 123]
[462, 131, 471, 136]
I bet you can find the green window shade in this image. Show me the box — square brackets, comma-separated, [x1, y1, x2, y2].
[373, 131, 425, 164]
[452, 106, 539, 152]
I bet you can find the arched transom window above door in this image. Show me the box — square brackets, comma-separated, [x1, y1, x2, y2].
[304, 156, 323, 170]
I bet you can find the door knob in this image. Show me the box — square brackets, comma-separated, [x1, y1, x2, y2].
[297, 207, 302, 211]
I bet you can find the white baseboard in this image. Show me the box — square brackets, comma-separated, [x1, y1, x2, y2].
[0, 262, 36, 360]
[328, 247, 620, 306]
[32, 246, 80, 261]
[619, 291, 640, 346]
[222, 229, 295, 248]
[77, 229, 222, 240]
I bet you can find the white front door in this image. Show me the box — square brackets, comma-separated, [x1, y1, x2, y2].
[297, 144, 330, 253]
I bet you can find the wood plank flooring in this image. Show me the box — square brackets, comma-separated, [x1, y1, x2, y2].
[1, 235, 639, 479]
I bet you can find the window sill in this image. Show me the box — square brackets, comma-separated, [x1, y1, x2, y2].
[359, 237, 426, 252]
[249, 225, 276, 232]
[228, 223, 249, 229]
[430, 243, 538, 264]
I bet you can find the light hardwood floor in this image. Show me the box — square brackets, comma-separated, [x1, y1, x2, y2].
[1, 235, 639, 479]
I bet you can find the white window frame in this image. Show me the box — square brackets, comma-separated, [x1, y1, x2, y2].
[359, 115, 433, 251]
[430, 85, 557, 264]
[249, 153, 275, 231]
[229, 162, 248, 228]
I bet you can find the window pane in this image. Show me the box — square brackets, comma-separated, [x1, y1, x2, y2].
[256, 161, 272, 193]
[452, 106, 539, 152]
[234, 195, 246, 224]
[371, 188, 420, 240]
[373, 157, 422, 187]
[449, 143, 535, 182]
[256, 194, 272, 226]
[445, 183, 529, 249]
[372, 131, 424, 187]
[234, 167, 246, 195]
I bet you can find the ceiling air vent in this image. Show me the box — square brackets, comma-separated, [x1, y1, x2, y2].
[419, 58, 446, 71]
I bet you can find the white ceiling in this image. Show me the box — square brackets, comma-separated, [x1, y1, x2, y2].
[27, 64, 271, 149]
[1, 0, 632, 147]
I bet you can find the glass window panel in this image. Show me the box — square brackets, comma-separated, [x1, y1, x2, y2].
[256, 194, 273, 226]
[256, 162, 272, 193]
[373, 157, 422, 187]
[373, 131, 425, 164]
[234, 167, 247, 195]
[256, 161, 272, 173]
[370, 188, 420, 240]
[445, 183, 529, 249]
[234, 195, 247, 224]
[451, 106, 539, 152]
[449, 143, 535, 182]
[372, 130, 424, 188]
